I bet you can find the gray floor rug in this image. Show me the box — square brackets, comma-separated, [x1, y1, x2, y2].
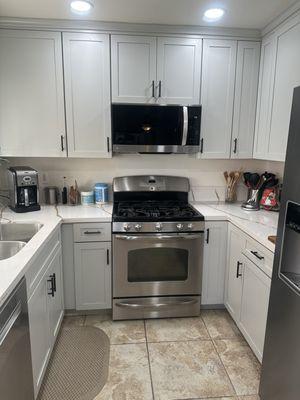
[38, 326, 110, 400]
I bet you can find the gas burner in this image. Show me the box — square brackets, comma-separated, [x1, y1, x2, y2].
[114, 201, 203, 222]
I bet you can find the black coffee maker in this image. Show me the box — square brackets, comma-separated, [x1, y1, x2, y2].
[7, 167, 41, 212]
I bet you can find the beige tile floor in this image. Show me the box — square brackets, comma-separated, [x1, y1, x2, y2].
[63, 309, 261, 400]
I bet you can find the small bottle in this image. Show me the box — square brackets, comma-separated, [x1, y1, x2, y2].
[62, 176, 68, 204]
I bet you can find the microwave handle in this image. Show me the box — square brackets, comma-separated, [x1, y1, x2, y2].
[182, 106, 188, 146]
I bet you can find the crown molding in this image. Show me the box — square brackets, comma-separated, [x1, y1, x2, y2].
[0, 17, 261, 39]
[262, 0, 300, 37]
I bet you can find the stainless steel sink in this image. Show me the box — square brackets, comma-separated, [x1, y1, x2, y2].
[0, 241, 26, 260]
[0, 223, 43, 242]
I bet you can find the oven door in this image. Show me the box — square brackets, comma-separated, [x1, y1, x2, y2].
[113, 232, 204, 298]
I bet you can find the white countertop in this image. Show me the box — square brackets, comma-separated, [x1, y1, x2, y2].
[0, 202, 278, 306]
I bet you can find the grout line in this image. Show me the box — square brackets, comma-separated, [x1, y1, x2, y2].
[144, 320, 156, 400]
[201, 315, 238, 397]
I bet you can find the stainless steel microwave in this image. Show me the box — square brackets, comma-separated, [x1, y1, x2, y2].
[111, 103, 202, 154]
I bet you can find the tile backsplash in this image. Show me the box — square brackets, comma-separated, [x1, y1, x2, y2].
[0, 155, 284, 203]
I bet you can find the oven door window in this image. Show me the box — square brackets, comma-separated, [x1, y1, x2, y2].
[128, 247, 188, 282]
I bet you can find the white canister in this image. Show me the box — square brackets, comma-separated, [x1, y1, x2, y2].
[80, 191, 94, 205]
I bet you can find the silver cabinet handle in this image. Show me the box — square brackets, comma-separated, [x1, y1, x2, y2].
[0, 302, 22, 346]
[233, 138, 237, 154]
[115, 233, 203, 240]
[151, 80, 155, 98]
[115, 298, 198, 309]
[83, 230, 102, 235]
[107, 137, 110, 153]
[236, 261, 243, 278]
[200, 138, 204, 153]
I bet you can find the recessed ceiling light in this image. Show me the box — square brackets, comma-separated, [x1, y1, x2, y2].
[70, 0, 94, 13]
[203, 8, 225, 22]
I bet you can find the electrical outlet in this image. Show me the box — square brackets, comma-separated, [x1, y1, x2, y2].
[41, 172, 49, 185]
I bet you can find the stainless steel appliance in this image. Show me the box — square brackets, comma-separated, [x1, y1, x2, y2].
[112, 175, 204, 320]
[0, 277, 34, 400]
[111, 103, 201, 154]
[260, 86, 300, 400]
[7, 166, 40, 213]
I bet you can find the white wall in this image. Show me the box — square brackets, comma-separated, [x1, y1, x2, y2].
[0, 155, 284, 202]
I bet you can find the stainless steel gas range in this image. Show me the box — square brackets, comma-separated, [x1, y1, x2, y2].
[112, 175, 205, 320]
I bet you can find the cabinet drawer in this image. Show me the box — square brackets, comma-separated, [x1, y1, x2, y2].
[243, 238, 274, 278]
[73, 223, 111, 242]
[26, 228, 61, 299]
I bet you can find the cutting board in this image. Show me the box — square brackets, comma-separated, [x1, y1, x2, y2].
[268, 235, 276, 245]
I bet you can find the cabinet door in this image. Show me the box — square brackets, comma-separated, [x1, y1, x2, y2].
[0, 30, 66, 157]
[200, 39, 237, 158]
[239, 256, 271, 362]
[74, 242, 111, 310]
[47, 248, 64, 346]
[202, 221, 228, 305]
[253, 35, 276, 159]
[231, 41, 260, 159]
[156, 37, 202, 105]
[111, 35, 156, 103]
[268, 18, 300, 161]
[63, 33, 111, 158]
[225, 225, 245, 322]
[28, 276, 51, 397]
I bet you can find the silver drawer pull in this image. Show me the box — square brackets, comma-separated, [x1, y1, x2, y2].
[84, 230, 102, 235]
[250, 250, 264, 260]
[115, 299, 198, 309]
[0, 302, 22, 346]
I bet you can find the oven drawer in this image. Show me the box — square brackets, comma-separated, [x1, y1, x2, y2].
[113, 296, 201, 320]
[73, 223, 111, 242]
[113, 232, 204, 298]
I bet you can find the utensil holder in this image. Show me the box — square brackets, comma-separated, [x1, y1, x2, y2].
[225, 186, 237, 203]
[241, 188, 260, 210]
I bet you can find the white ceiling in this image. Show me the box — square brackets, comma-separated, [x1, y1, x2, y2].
[0, 0, 297, 29]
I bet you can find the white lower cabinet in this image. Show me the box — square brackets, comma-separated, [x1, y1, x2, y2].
[27, 241, 64, 398]
[239, 255, 271, 361]
[74, 241, 111, 310]
[225, 224, 246, 321]
[202, 221, 228, 305]
[225, 223, 271, 362]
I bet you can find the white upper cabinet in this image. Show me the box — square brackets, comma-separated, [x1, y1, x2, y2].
[156, 37, 202, 105]
[200, 39, 237, 158]
[231, 41, 260, 159]
[111, 35, 157, 103]
[253, 35, 276, 159]
[0, 30, 66, 157]
[268, 17, 300, 161]
[63, 32, 111, 158]
[254, 14, 300, 161]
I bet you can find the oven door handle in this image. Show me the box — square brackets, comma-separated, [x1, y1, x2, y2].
[114, 233, 203, 240]
[115, 298, 199, 309]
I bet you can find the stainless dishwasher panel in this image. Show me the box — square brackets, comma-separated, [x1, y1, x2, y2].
[0, 277, 34, 400]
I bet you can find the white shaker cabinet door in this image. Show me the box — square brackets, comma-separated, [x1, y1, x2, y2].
[268, 18, 300, 161]
[156, 37, 202, 105]
[202, 221, 228, 306]
[74, 242, 112, 310]
[63, 33, 111, 158]
[239, 255, 271, 362]
[111, 35, 157, 103]
[253, 35, 277, 159]
[231, 41, 260, 159]
[200, 39, 237, 159]
[225, 224, 245, 323]
[0, 30, 66, 157]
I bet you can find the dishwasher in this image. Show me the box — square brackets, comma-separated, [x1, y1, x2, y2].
[0, 277, 34, 399]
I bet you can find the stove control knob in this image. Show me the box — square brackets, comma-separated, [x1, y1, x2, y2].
[176, 223, 184, 230]
[123, 224, 131, 232]
[187, 223, 193, 230]
[134, 224, 142, 232]
[155, 223, 162, 232]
